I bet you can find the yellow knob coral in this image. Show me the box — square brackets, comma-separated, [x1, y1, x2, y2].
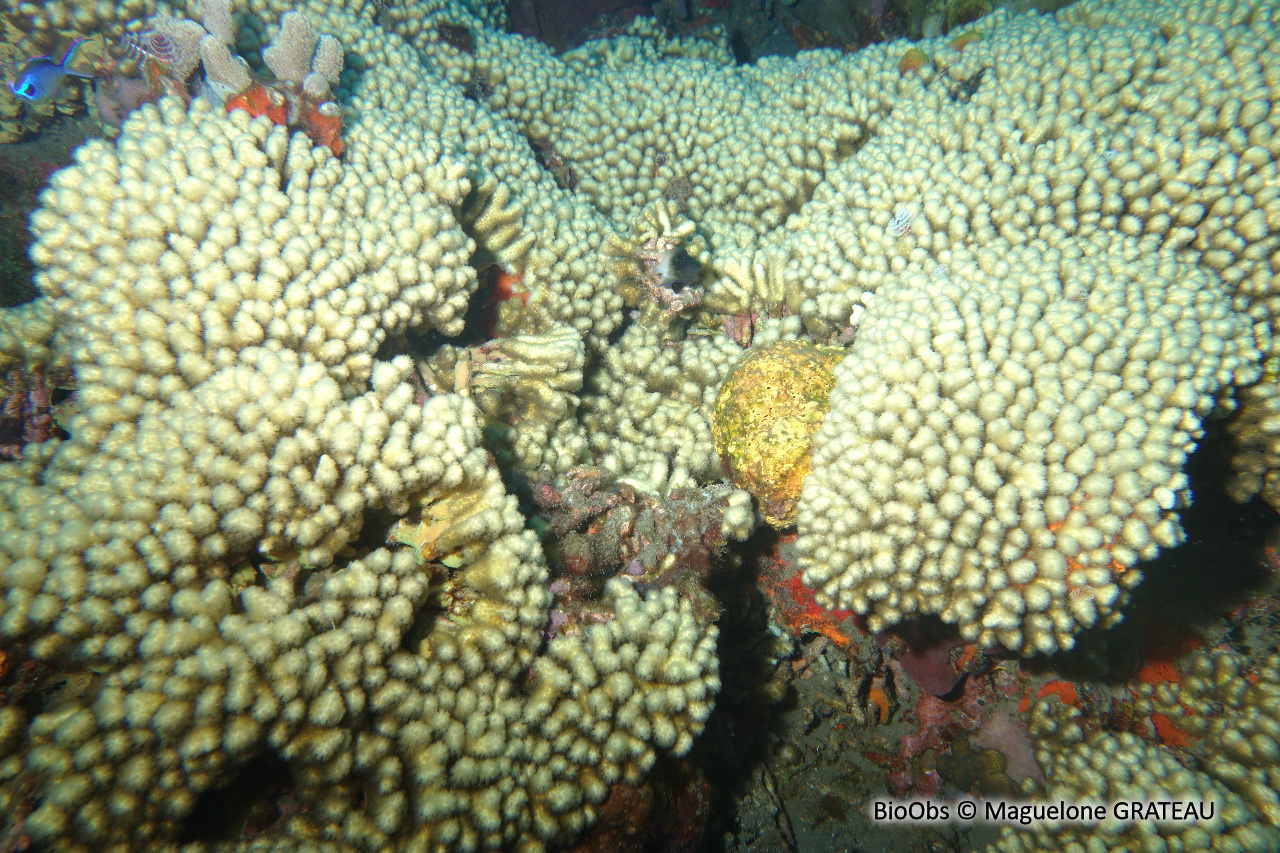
[711, 340, 844, 527]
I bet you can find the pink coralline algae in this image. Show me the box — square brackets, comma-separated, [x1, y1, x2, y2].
[881, 660, 1036, 797]
[891, 692, 957, 794]
[969, 704, 1044, 787]
[873, 618, 999, 698]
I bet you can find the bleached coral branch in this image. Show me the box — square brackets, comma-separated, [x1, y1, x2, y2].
[263, 10, 317, 85]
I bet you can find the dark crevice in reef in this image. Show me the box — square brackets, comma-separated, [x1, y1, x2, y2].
[696, 527, 793, 851]
[728, 28, 753, 65]
[0, 221, 36, 307]
[1029, 418, 1279, 683]
[399, 590, 448, 660]
[374, 251, 500, 368]
[180, 751, 301, 843]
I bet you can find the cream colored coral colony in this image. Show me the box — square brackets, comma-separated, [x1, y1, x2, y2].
[0, 0, 1278, 846]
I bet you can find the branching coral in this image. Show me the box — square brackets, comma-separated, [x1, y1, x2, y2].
[990, 689, 1280, 853]
[418, 325, 589, 474]
[0, 78, 719, 850]
[797, 238, 1261, 655]
[3, 0, 1280, 845]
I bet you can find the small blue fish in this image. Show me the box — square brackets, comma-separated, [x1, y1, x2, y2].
[9, 39, 95, 104]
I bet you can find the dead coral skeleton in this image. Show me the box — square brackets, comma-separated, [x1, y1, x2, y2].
[723, 311, 759, 348]
[0, 367, 61, 459]
[532, 466, 742, 618]
[415, 341, 513, 397]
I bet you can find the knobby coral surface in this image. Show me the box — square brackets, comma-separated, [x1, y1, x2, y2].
[3, 0, 1280, 847]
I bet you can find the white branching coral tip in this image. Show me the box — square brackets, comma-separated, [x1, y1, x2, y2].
[263, 10, 318, 85]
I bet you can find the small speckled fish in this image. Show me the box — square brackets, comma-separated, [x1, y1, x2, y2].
[8, 39, 95, 104]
